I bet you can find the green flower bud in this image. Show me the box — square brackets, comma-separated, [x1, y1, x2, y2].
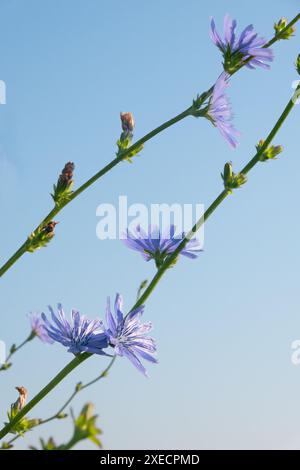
[274, 17, 295, 40]
[221, 162, 247, 193]
[256, 139, 283, 162]
[0, 362, 12, 371]
[296, 54, 300, 75]
[75, 381, 83, 392]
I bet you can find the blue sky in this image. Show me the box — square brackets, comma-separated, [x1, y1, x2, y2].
[0, 0, 300, 450]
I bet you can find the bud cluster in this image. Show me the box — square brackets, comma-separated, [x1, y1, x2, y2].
[221, 162, 247, 193]
[256, 139, 283, 162]
[274, 17, 295, 40]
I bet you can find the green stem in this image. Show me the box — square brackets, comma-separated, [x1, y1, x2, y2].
[0, 242, 28, 278]
[58, 436, 78, 451]
[0, 81, 298, 441]
[1, 14, 297, 279]
[0, 353, 91, 440]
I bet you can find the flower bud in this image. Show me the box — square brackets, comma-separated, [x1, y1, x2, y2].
[117, 112, 143, 161]
[75, 381, 83, 392]
[221, 162, 247, 193]
[274, 17, 295, 40]
[296, 54, 300, 75]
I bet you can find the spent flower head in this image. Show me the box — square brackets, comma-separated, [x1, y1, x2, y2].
[122, 224, 202, 268]
[105, 294, 157, 376]
[13, 386, 28, 411]
[210, 14, 273, 73]
[41, 305, 109, 355]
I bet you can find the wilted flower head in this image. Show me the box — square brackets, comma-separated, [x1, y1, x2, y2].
[122, 224, 202, 268]
[105, 294, 157, 376]
[41, 305, 108, 355]
[210, 14, 273, 73]
[120, 112, 135, 134]
[14, 386, 28, 411]
[28, 312, 54, 344]
[206, 72, 240, 148]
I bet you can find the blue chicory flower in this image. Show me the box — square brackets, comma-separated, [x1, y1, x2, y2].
[28, 312, 54, 344]
[206, 72, 240, 148]
[122, 224, 202, 268]
[210, 14, 273, 73]
[105, 294, 157, 377]
[41, 305, 109, 355]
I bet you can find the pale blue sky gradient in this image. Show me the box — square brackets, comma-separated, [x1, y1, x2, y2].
[1, 0, 300, 450]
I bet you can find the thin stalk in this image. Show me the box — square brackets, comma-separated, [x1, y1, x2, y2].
[1, 13, 298, 278]
[38, 355, 116, 426]
[0, 332, 35, 372]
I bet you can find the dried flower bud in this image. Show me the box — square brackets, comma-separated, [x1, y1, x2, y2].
[14, 386, 28, 411]
[274, 18, 295, 40]
[120, 112, 135, 133]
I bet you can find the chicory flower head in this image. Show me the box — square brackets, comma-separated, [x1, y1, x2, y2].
[206, 72, 240, 148]
[41, 305, 108, 355]
[210, 14, 273, 73]
[105, 294, 157, 377]
[122, 224, 202, 268]
[28, 312, 54, 344]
